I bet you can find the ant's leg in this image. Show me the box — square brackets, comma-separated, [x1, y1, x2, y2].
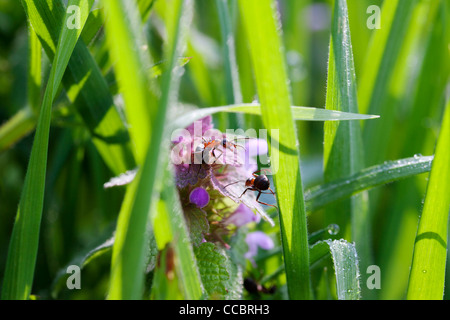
[212, 148, 223, 164]
[239, 187, 257, 198]
[239, 188, 250, 198]
[255, 191, 278, 210]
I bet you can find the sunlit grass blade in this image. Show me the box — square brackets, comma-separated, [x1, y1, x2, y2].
[407, 99, 450, 300]
[305, 155, 434, 212]
[324, 0, 371, 298]
[0, 21, 41, 151]
[102, 0, 155, 299]
[238, 0, 311, 299]
[0, 108, 36, 151]
[106, 0, 202, 299]
[325, 239, 361, 300]
[171, 104, 378, 133]
[150, 0, 203, 300]
[1, 0, 93, 300]
[21, 0, 135, 175]
[27, 21, 41, 113]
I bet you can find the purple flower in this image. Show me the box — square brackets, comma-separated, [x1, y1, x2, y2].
[245, 231, 274, 261]
[189, 187, 210, 208]
[225, 204, 261, 227]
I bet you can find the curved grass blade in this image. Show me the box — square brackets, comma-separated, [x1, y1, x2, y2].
[305, 156, 434, 212]
[1, 0, 94, 300]
[170, 104, 379, 132]
[238, 0, 311, 299]
[407, 99, 450, 300]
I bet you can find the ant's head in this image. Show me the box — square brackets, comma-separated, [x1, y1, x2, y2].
[245, 178, 255, 187]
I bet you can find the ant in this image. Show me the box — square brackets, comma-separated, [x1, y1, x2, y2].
[224, 170, 277, 210]
[194, 136, 249, 165]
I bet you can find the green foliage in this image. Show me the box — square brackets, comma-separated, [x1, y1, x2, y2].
[0, 0, 448, 301]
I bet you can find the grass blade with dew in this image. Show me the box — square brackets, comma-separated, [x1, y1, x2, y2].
[407, 98, 450, 299]
[238, 0, 312, 299]
[325, 239, 361, 300]
[1, 0, 94, 300]
[306, 155, 434, 212]
[324, 0, 371, 298]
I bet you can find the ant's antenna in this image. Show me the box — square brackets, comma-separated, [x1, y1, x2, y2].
[223, 180, 246, 189]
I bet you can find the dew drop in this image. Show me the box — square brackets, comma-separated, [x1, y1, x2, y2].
[422, 270, 427, 274]
[327, 224, 340, 235]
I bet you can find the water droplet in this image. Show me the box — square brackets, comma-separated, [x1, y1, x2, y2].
[422, 270, 427, 273]
[327, 224, 340, 235]
[414, 153, 422, 159]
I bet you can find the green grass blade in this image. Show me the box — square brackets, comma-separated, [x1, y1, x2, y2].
[107, 0, 201, 299]
[1, 0, 93, 300]
[102, 0, 155, 299]
[101, 0, 154, 164]
[150, 0, 203, 299]
[306, 156, 434, 212]
[238, 0, 312, 299]
[407, 99, 450, 300]
[325, 239, 361, 300]
[21, 0, 135, 175]
[324, 0, 371, 298]
[171, 104, 378, 133]
[0, 108, 36, 151]
[27, 22, 42, 113]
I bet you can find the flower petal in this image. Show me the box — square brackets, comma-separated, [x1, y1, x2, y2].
[225, 203, 261, 227]
[189, 187, 210, 208]
[244, 231, 274, 259]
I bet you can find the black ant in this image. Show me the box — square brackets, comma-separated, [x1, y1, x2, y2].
[224, 170, 277, 210]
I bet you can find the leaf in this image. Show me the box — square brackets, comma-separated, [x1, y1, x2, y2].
[184, 207, 210, 247]
[107, 0, 202, 300]
[170, 103, 379, 133]
[1, 0, 94, 300]
[194, 242, 229, 297]
[238, 0, 311, 299]
[51, 230, 115, 298]
[325, 239, 361, 300]
[407, 99, 450, 299]
[324, 0, 371, 297]
[305, 155, 434, 212]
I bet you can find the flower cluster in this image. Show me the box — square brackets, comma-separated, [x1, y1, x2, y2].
[172, 116, 274, 260]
